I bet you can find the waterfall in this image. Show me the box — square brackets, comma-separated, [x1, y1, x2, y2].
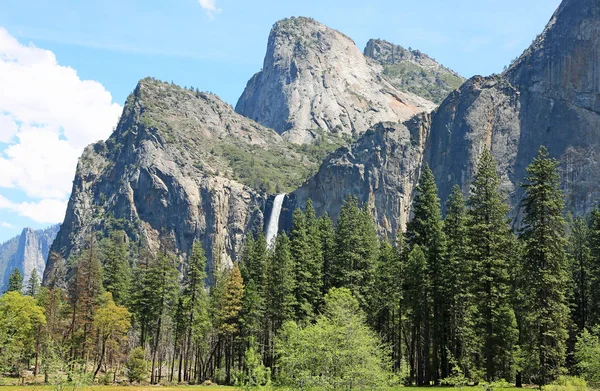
[265, 193, 286, 249]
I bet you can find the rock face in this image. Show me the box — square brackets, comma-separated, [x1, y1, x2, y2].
[427, 0, 600, 218]
[45, 78, 314, 284]
[235, 17, 435, 144]
[364, 39, 465, 105]
[1, 225, 59, 289]
[287, 117, 430, 240]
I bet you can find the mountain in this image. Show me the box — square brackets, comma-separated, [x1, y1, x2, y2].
[364, 39, 465, 104]
[0, 235, 20, 284]
[0, 225, 59, 290]
[286, 117, 430, 240]
[427, 0, 600, 218]
[46, 78, 320, 282]
[235, 17, 435, 144]
[47, 0, 600, 284]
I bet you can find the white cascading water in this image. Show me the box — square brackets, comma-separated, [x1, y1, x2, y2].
[265, 193, 286, 249]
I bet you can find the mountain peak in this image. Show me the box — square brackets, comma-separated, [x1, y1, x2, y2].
[236, 17, 435, 144]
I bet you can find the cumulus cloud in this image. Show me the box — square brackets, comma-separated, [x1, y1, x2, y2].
[198, 0, 221, 17]
[0, 195, 67, 224]
[0, 28, 121, 224]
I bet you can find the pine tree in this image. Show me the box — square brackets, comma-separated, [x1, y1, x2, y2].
[144, 247, 179, 384]
[444, 185, 476, 378]
[178, 242, 210, 382]
[568, 216, 592, 332]
[304, 200, 324, 312]
[404, 245, 429, 385]
[318, 213, 336, 295]
[67, 239, 104, 363]
[7, 268, 23, 293]
[331, 196, 379, 311]
[240, 233, 268, 344]
[100, 231, 131, 306]
[467, 150, 518, 381]
[267, 232, 296, 332]
[290, 208, 314, 320]
[520, 146, 570, 385]
[406, 164, 447, 382]
[589, 207, 600, 326]
[26, 268, 40, 297]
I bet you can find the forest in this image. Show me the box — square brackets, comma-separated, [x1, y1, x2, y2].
[1, 146, 600, 390]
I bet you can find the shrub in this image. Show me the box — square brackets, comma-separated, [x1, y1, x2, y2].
[125, 347, 148, 383]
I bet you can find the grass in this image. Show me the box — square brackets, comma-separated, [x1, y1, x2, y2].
[0, 385, 521, 391]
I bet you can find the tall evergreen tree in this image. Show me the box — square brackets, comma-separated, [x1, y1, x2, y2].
[178, 242, 210, 382]
[520, 146, 570, 385]
[267, 232, 296, 332]
[67, 239, 104, 363]
[406, 164, 447, 382]
[7, 268, 23, 293]
[589, 207, 600, 326]
[318, 213, 336, 295]
[444, 185, 476, 378]
[304, 200, 324, 312]
[144, 248, 179, 384]
[290, 208, 314, 320]
[404, 245, 429, 385]
[26, 268, 40, 297]
[467, 150, 518, 381]
[331, 196, 379, 311]
[569, 216, 592, 332]
[100, 231, 131, 306]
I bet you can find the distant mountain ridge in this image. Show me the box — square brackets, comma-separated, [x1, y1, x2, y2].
[0, 225, 59, 290]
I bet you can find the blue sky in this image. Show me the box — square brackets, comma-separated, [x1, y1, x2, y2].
[0, 0, 562, 242]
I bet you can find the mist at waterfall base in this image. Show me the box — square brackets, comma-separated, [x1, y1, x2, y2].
[265, 194, 286, 249]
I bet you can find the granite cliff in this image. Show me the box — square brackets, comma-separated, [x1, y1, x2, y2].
[427, 0, 600, 218]
[45, 78, 317, 282]
[235, 17, 435, 144]
[0, 225, 59, 289]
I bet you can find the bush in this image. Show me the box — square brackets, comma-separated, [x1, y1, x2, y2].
[575, 328, 600, 383]
[125, 347, 148, 383]
[275, 288, 394, 390]
[542, 376, 587, 391]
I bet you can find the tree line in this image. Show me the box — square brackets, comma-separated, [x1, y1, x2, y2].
[2, 146, 600, 388]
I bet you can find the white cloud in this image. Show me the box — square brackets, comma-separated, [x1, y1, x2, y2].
[0, 221, 14, 228]
[198, 0, 221, 17]
[0, 28, 122, 224]
[0, 195, 67, 224]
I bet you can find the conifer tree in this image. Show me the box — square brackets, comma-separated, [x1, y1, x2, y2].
[144, 248, 179, 384]
[179, 242, 210, 382]
[569, 216, 592, 332]
[331, 196, 379, 311]
[520, 146, 570, 385]
[7, 268, 23, 293]
[240, 233, 268, 345]
[26, 268, 40, 297]
[267, 232, 296, 332]
[318, 213, 336, 295]
[467, 150, 518, 381]
[404, 245, 429, 385]
[100, 231, 131, 306]
[304, 200, 324, 312]
[589, 207, 600, 326]
[406, 164, 447, 382]
[444, 185, 476, 377]
[290, 208, 314, 320]
[67, 239, 104, 363]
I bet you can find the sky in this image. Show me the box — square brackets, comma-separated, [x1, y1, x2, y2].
[0, 0, 563, 243]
